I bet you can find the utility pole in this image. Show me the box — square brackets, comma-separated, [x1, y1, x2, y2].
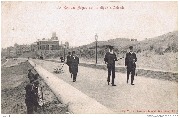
[95, 34, 98, 64]
[64, 44, 66, 62]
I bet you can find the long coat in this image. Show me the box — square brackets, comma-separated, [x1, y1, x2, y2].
[25, 84, 37, 106]
[104, 52, 117, 68]
[70, 56, 79, 74]
[66, 55, 72, 66]
[125, 52, 137, 70]
[66, 55, 72, 73]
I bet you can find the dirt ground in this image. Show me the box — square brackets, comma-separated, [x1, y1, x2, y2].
[1, 59, 68, 114]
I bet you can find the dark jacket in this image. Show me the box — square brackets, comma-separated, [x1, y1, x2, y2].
[25, 83, 39, 107]
[66, 55, 72, 66]
[28, 71, 34, 83]
[70, 55, 79, 74]
[104, 52, 117, 68]
[125, 52, 137, 69]
[25, 84, 36, 106]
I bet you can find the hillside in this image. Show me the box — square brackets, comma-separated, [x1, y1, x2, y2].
[72, 31, 178, 60]
[76, 38, 138, 49]
[120, 31, 178, 54]
[76, 31, 178, 72]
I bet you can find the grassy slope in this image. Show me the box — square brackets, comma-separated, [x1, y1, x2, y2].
[1, 60, 68, 114]
[78, 31, 178, 72]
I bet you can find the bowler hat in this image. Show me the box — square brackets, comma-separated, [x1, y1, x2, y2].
[129, 46, 133, 49]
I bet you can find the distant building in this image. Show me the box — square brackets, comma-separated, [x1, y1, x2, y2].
[65, 42, 69, 49]
[14, 44, 31, 56]
[7, 46, 16, 57]
[130, 39, 137, 41]
[32, 32, 61, 57]
[37, 40, 59, 50]
[15, 44, 22, 55]
[3, 32, 71, 59]
[31, 42, 38, 52]
[51, 32, 58, 40]
[115, 38, 130, 41]
[110, 38, 137, 42]
[1, 48, 8, 57]
[52, 32, 56, 37]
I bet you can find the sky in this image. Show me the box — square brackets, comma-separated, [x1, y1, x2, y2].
[1, 1, 178, 48]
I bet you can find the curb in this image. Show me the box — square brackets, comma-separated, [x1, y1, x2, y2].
[45, 59, 178, 82]
[28, 60, 114, 114]
[79, 63, 178, 82]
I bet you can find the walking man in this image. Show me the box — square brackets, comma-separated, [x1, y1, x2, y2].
[32, 80, 40, 112]
[70, 51, 79, 82]
[125, 46, 137, 85]
[66, 52, 72, 78]
[25, 79, 40, 114]
[25, 83, 34, 114]
[104, 46, 118, 86]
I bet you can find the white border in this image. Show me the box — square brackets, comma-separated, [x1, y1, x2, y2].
[0, 0, 179, 118]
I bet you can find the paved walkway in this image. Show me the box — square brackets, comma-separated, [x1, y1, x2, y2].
[32, 59, 178, 114]
[46, 58, 178, 73]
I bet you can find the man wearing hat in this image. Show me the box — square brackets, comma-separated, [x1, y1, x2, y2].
[32, 79, 40, 112]
[70, 51, 79, 82]
[25, 76, 40, 114]
[125, 46, 137, 85]
[25, 83, 34, 114]
[66, 52, 72, 78]
[104, 46, 118, 86]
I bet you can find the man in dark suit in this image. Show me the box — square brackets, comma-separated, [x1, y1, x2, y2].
[70, 51, 79, 82]
[104, 46, 118, 86]
[25, 79, 40, 114]
[25, 83, 34, 114]
[125, 46, 137, 85]
[66, 52, 72, 78]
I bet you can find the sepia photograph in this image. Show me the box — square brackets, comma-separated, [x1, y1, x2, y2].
[1, 0, 178, 116]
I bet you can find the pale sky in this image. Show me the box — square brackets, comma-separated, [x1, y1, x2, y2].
[1, 1, 178, 48]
